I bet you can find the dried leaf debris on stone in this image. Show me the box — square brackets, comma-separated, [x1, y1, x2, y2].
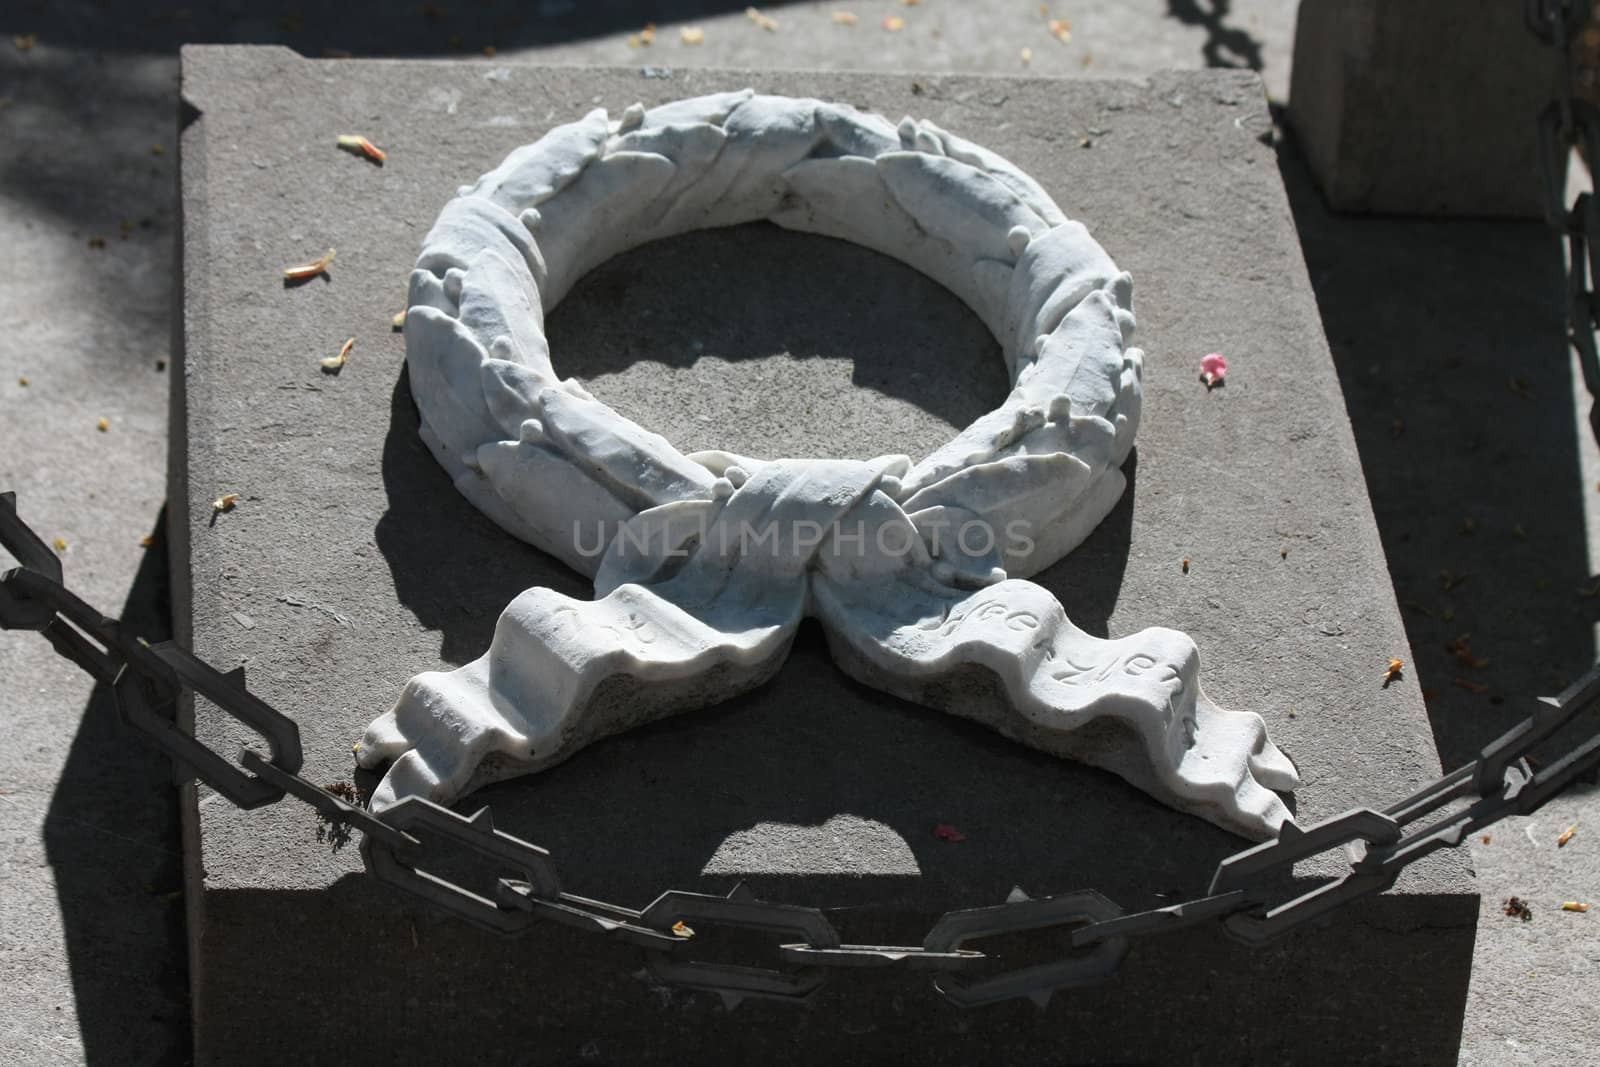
[283, 248, 336, 281]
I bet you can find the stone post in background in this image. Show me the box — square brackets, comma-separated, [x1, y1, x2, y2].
[1290, 0, 1571, 217]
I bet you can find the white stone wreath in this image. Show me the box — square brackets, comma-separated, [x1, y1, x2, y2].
[356, 90, 1300, 839]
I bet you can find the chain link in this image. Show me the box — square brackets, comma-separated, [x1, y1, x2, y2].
[6, 468, 1600, 1005]
[1529, 0, 1600, 440]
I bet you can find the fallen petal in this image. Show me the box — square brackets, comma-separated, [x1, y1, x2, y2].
[283, 248, 336, 280]
[321, 336, 356, 372]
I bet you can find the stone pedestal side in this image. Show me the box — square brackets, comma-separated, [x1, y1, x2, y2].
[1290, 0, 1562, 218]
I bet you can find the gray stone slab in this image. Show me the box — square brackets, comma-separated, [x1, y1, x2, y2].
[175, 46, 1475, 1064]
[1288, 0, 1561, 219]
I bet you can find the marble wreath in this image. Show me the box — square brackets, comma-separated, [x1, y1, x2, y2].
[356, 90, 1300, 839]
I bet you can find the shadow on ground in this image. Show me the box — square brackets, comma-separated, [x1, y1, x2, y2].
[1166, 0, 1265, 76]
[0, 0, 795, 58]
[0, 2, 806, 232]
[41, 511, 189, 1066]
[1275, 122, 1600, 769]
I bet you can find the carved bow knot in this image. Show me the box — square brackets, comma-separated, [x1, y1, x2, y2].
[359, 452, 1298, 837]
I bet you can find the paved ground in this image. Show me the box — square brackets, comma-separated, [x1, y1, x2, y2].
[0, 1, 1594, 1064]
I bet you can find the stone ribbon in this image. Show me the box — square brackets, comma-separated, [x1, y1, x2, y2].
[358, 91, 1299, 839]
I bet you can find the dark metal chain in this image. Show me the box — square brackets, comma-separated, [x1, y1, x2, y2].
[4, 489, 1600, 1007]
[1529, 0, 1600, 441]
